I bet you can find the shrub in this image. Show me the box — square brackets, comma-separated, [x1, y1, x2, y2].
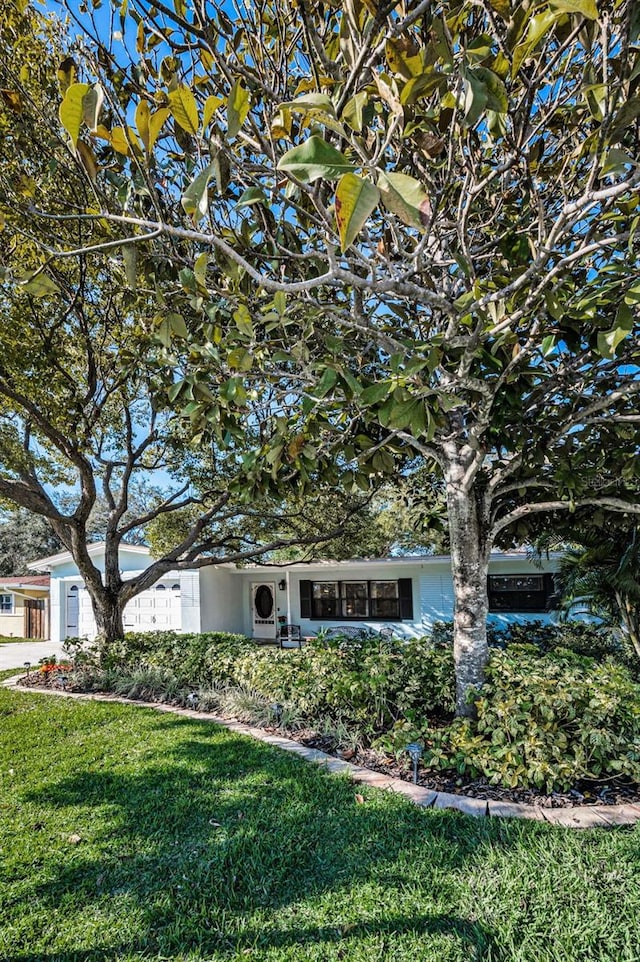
[419, 646, 640, 791]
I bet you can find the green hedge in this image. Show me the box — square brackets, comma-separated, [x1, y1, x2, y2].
[412, 646, 640, 792]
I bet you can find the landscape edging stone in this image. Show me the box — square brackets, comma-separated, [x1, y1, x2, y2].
[3, 677, 638, 830]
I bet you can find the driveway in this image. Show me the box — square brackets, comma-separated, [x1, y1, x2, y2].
[0, 641, 67, 670]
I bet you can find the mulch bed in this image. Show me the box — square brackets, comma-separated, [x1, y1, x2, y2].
[15, 672, 640, 809]
[287, 730, 640, 809]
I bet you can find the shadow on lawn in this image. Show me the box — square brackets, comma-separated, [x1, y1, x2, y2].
[12, 714, 522, 961]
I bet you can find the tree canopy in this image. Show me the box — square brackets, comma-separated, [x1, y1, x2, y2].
[2, 0, 640, 710]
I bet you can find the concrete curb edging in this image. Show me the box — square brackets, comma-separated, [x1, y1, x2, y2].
[4, 677, 640, 830]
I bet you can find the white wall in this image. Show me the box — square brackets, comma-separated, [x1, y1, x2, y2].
[199, 566, 244, 634]
[231, 554, 560, 639]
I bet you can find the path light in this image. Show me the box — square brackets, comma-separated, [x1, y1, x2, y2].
[23, 661, 31, 676]
[270, 702, 283, 725]
[186, 692, 199, 708]
[405, 742, 423, 785]
[58, 673, 69, 691]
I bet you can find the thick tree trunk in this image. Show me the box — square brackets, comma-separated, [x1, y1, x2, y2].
[92, 595, 126, 649]
[444, 457, 492, 718]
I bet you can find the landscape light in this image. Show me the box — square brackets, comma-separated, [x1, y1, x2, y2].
[23, 661, 31, 676]
[270, 702, 283, 725]
[405, 742, 423, 785]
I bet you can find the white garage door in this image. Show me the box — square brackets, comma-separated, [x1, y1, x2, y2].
[123, 581, 182, 632]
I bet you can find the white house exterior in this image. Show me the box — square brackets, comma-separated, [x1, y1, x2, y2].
[29, 544, 559, 643]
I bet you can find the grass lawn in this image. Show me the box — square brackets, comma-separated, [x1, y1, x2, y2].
[0, 637, 38, 645]
[1, 680, 639, 962]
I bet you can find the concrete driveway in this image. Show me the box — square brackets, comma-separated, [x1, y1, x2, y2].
[0, 641, 67, 670]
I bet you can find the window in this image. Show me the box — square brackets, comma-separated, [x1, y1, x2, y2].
[370, 581, 400, 619]
[312, 582, 339, 618]
[0, 594, 12, 613]
[155, 584, 166, 591]
[341, 582, 368, 617]
[488, 574, 556, 613]
[302, 579, 412, 621]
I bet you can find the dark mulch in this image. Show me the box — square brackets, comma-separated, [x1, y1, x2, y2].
[15, 672, 640, 810]
[289, 730, 640, 809]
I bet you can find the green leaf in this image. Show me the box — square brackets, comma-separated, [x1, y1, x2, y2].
[549, 0, 599, 19]
[378, 172, 431, 229]
[468, 67, 508, 113]
[361, 381, 392, 404]
[181, 163, 215, 221]
[19, 272, 60, 297]
[233, 304, 254, 337]
[277, 135, 355, 183]
[282, 93, 336, 116]
[122, 246, 137, 290]
[168, 85, 199, 135]
[59, 82, 90, 146]
[194, 251, 208, 288]
[512, 10, 559, 77]
[168, 312, 189, 338]
[600, 149, 636, 176]
[597, 305, 634, 358]
[335, 174, 380, 251]
[315, 368, 337, 397]
[227, 79, 250, 139]
[236, 187, 267, 209]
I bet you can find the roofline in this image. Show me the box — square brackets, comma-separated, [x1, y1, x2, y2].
[27, 541, 150, 571]
[0, 583, 50, 592]
[230, 550, 560, 573]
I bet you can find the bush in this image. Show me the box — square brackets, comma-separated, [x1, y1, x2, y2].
[419, 646, 640, 791]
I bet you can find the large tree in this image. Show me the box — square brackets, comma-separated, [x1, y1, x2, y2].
[4, 0, 640, 710]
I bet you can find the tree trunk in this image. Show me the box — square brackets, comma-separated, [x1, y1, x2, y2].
[445, 462, 492, 717]
[91, 593, 126, 661]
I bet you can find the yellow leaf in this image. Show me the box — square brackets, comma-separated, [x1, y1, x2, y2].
[168, 85, 199, 135]
[59, 82, 90, 146]
[148, 107, 169, 151]
[203, 95, 223, 130]
[110, 126, 129, 155]
[136, 100, 150, 150]
[335, 173, 379, 252]
[92, 124, 112, 141]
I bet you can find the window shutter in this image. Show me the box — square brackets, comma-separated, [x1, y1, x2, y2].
[398, 578, 413, 620]
[544, 573, 559, 610]
[299, 580, 312, 618]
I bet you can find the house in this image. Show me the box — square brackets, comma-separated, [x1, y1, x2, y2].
[0, 575, 50, 639]
[28, 543, 559, 644]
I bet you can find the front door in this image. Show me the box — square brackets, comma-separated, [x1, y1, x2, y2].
[66, 585, 79, 637]
[252, 583, 277, 639]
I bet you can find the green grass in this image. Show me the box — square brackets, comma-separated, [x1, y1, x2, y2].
[1, 685, 639, 962]
[0, 636, 38, 644]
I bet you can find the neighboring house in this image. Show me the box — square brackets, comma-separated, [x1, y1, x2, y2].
[28, 543, 559, 644]
[0, 575, 50, 639]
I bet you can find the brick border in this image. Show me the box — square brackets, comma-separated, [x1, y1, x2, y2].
[4, 676, 640, 829]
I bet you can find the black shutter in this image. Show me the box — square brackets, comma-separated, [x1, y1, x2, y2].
[544, 573, 559, 610]
[398, 578, 413, 620]
[300, 580, 312, 618]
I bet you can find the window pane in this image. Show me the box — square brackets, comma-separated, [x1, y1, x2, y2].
[0, 594, 12, 612]
[489, 575, 543, 592]
[370, 581, 400, 618]
[488, 574, 548, 612]
[312, 582, 339, 618]
[341, 582, 368, 617]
